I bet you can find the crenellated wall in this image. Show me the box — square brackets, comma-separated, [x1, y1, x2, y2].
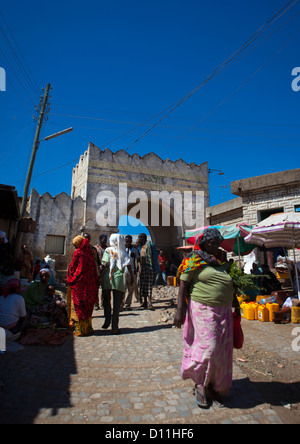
[71, 143, 209, 249]
[24, 188, 85, 274]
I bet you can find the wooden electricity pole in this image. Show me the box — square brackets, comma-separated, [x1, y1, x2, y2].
[20, 83, 51, 217]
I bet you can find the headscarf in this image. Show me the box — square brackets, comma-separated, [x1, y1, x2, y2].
[106, 234, 131, 279]
[194, 227, 224, 251]
[2, 277, 20, 297]
[40, 268, 52, 277]
[177, 228, 226, 278]
[73, 235, 84, 248]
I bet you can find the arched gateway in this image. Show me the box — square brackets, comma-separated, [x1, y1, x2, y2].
[71, 142, 209, 251]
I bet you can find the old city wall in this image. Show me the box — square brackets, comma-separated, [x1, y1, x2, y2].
[72, 143, 209, 250]
[24, 188, 85, 275]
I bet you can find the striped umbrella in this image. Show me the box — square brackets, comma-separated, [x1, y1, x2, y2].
[185, 223, 255, 255]
[245, 212, 300, 298]
[185, 225, 222, 246]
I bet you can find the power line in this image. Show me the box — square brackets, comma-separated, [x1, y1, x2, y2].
[18, 1, 300, 181]
[48, 2, 300, 153]
[0, 9, 40, 97]
[123, 0, 300, 151]
[46, 119, 300, 139]
[158, 27, 300, 157]
[0, 10, 41, 115]
[0, 44, 37, 108]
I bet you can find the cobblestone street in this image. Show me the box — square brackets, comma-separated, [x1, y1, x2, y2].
[0, 289, 299, 425]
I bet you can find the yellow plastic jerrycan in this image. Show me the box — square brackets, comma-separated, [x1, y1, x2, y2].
[237, 295, 250, 306]
[258, 304, 269, 322]
[252, 302, 258, 320]
[240, 302, 246, 319]
[266, 303, 280, 322]
[244, 303, 255, 321]
[292, 306, 300, 324]
[256, 295, 268, 304]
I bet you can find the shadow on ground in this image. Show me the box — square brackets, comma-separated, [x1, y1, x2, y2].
[0, 335, 76, 424]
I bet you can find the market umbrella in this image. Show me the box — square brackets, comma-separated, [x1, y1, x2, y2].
[219, 223, 256, 256]
[185, 225, 222, 246]
[244, 212, 300, 298]
[185, 223, 255, 255]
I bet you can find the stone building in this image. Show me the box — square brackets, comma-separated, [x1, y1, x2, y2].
[70, 143, 209, 247]
[24, 143, 209, 275]
[206, 168, 300, 264]
[24, 188, 85, 272]
[207, 168, 300, 227]
[22, 141, 300, 276]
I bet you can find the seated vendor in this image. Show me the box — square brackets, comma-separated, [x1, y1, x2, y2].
[22, 268, 51, 310]
[274, 296, 299, 324]
[22, 270, 68, 328]
[35, 264, 55, 285]
[0, 278, 27, 341]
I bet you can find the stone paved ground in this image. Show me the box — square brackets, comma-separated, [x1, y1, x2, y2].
[0, 288, 299, 426]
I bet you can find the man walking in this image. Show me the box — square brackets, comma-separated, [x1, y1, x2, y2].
[136, 233, 160, 310]
[123, 235, 140, 309]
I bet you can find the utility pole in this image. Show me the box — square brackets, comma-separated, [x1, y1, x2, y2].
[20, 83, 51, 217]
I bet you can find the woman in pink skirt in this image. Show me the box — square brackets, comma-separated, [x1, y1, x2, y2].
[174, 228, 240, 408]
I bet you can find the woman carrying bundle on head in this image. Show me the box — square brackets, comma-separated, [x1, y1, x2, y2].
[174, 228, 240, 408]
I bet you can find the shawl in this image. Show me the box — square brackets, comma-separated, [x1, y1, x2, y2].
[23, 281, 48, 309]
[67, 238, 98, 320]
[140, 240, 153, 269]
[177, 248, 227, 278]
[177, 229, 226, 279]
[139, 240, 160, 273]
[105, 234, 131, 280]
[73, 235, 84, 248]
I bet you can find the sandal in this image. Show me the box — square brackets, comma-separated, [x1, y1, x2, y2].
[210, 390, 226, 408]
[194, 385, 209, 408]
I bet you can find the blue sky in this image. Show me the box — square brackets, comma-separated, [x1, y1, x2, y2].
[0, 1, 300, 235]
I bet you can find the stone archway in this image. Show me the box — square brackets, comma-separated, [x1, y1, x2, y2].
[120, 198, 181, 253]
[72, 142, 209, 249]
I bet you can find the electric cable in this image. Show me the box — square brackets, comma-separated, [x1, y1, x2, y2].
[0, 9, 40, 97]
[123, 0, 300, 151]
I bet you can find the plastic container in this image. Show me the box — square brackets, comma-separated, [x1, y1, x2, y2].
[258, 305, 269, 322]
[167, 276, 174, 286]
[266, 303, 280, 322]
[256, 295, 276, 305]
[240, 302, 246, 318]
[252, 302, 259, 320]
[256, 295, 268, 304]
[276, 271, 290, 280]
[244, 303, 255, 321]
[292, 306, 300, 324]
[237, 295, 250, 306]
